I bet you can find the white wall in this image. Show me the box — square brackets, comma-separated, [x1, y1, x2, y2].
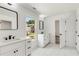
[45, 11, 76, 47]
[55, 20, 59, 36]
[29, 3, 79, 15]
[44, 16, 55, 44]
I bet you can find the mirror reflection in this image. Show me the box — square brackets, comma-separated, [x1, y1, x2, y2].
[0, 6, 18, 30]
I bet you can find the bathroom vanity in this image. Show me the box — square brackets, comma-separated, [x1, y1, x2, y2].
[0, 5, 32, 56]
[0, 37, 31, 56]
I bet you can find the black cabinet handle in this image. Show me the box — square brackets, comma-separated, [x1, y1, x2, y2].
[16, 50, 18, 52]
[60, 34, 62, 35]
[75, 31, 77, 33]
[77, 35, 79, 37]
[14, 51, 16, 53]
[28, 41, 31, 42]
[14, 50, 18, 53]
[27, 54, 31, 56]
[27, 47, 31, 49]
[75, 42, 77, 45]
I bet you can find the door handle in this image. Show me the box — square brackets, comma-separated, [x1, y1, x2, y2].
[27, 47, 31, 49]
[75, 42, 77, 45]
[60, 34, 62, 36]
[16, 50, 18, 52]
[77, 35, 79, 37]
[27, 54, 31, 56]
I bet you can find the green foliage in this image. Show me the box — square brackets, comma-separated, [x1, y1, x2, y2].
[27, 20, 35, 24]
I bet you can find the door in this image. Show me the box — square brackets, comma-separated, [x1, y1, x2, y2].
[59, 18, 66, 48]
[76, 18, 79, 52]
[66, 17, 76, 47]
[76, 9, 79, 52]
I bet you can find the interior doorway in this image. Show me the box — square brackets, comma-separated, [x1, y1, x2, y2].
[26, 16, 35, 40]
[55, 20, 60, 45]
[25, 16, 38, 51]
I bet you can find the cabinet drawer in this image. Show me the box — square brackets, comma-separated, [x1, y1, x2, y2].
[26, 48, 31, 54]
[26, 39, 31, 43]
[0, 44, 25, 56]
[26, 41, 31, 48]
[26, 44, 31, 48]
[26, 50, 31, 56]
[27, 46, 31, 49]
[0, 41, 26, 54]
[27, 39, 31, 42]
[26, 39, 31, 44]
[0, 50, 16, 56]
[15, 46, 26, 56]
[26, 41, 31, 46]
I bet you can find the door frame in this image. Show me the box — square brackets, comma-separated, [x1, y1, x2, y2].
[55, 20, 60, 45]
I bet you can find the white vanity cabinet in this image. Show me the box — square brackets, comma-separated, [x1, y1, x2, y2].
[26, 39, 31, 56]
[38, 34, 45, 47]
[0, 40, 26, 56]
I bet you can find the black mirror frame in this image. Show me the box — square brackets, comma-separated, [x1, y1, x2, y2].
[0, 6, 18, 30]
[39, 20, 44, 30]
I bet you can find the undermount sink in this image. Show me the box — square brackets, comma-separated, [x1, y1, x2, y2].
[0, 37, 30, 47]
[1, 38, 21, 43]
[0, 38, 26, 47]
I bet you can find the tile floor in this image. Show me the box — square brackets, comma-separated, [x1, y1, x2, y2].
[31, 44, 79, 56]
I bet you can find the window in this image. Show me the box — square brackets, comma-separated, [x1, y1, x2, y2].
[26, 16, 35, 40]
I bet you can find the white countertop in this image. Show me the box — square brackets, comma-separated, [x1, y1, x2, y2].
[0, 37, 30, 47]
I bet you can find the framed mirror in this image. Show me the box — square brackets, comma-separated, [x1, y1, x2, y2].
[0, 6, 18, 30]
[39, 21, 44, 30]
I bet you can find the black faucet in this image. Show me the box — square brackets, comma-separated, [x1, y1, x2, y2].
[4, 35, 15, 41]
[9, 35, 12, 40]
[9, 35, 15, 40]
[12, 36, 15, 39]
[4, 37, 8, 40]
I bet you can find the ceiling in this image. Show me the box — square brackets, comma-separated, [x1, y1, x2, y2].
[21, 3, 79, 16]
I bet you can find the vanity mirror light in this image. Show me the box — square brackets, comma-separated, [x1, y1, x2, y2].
[0, 6, 18, 30]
